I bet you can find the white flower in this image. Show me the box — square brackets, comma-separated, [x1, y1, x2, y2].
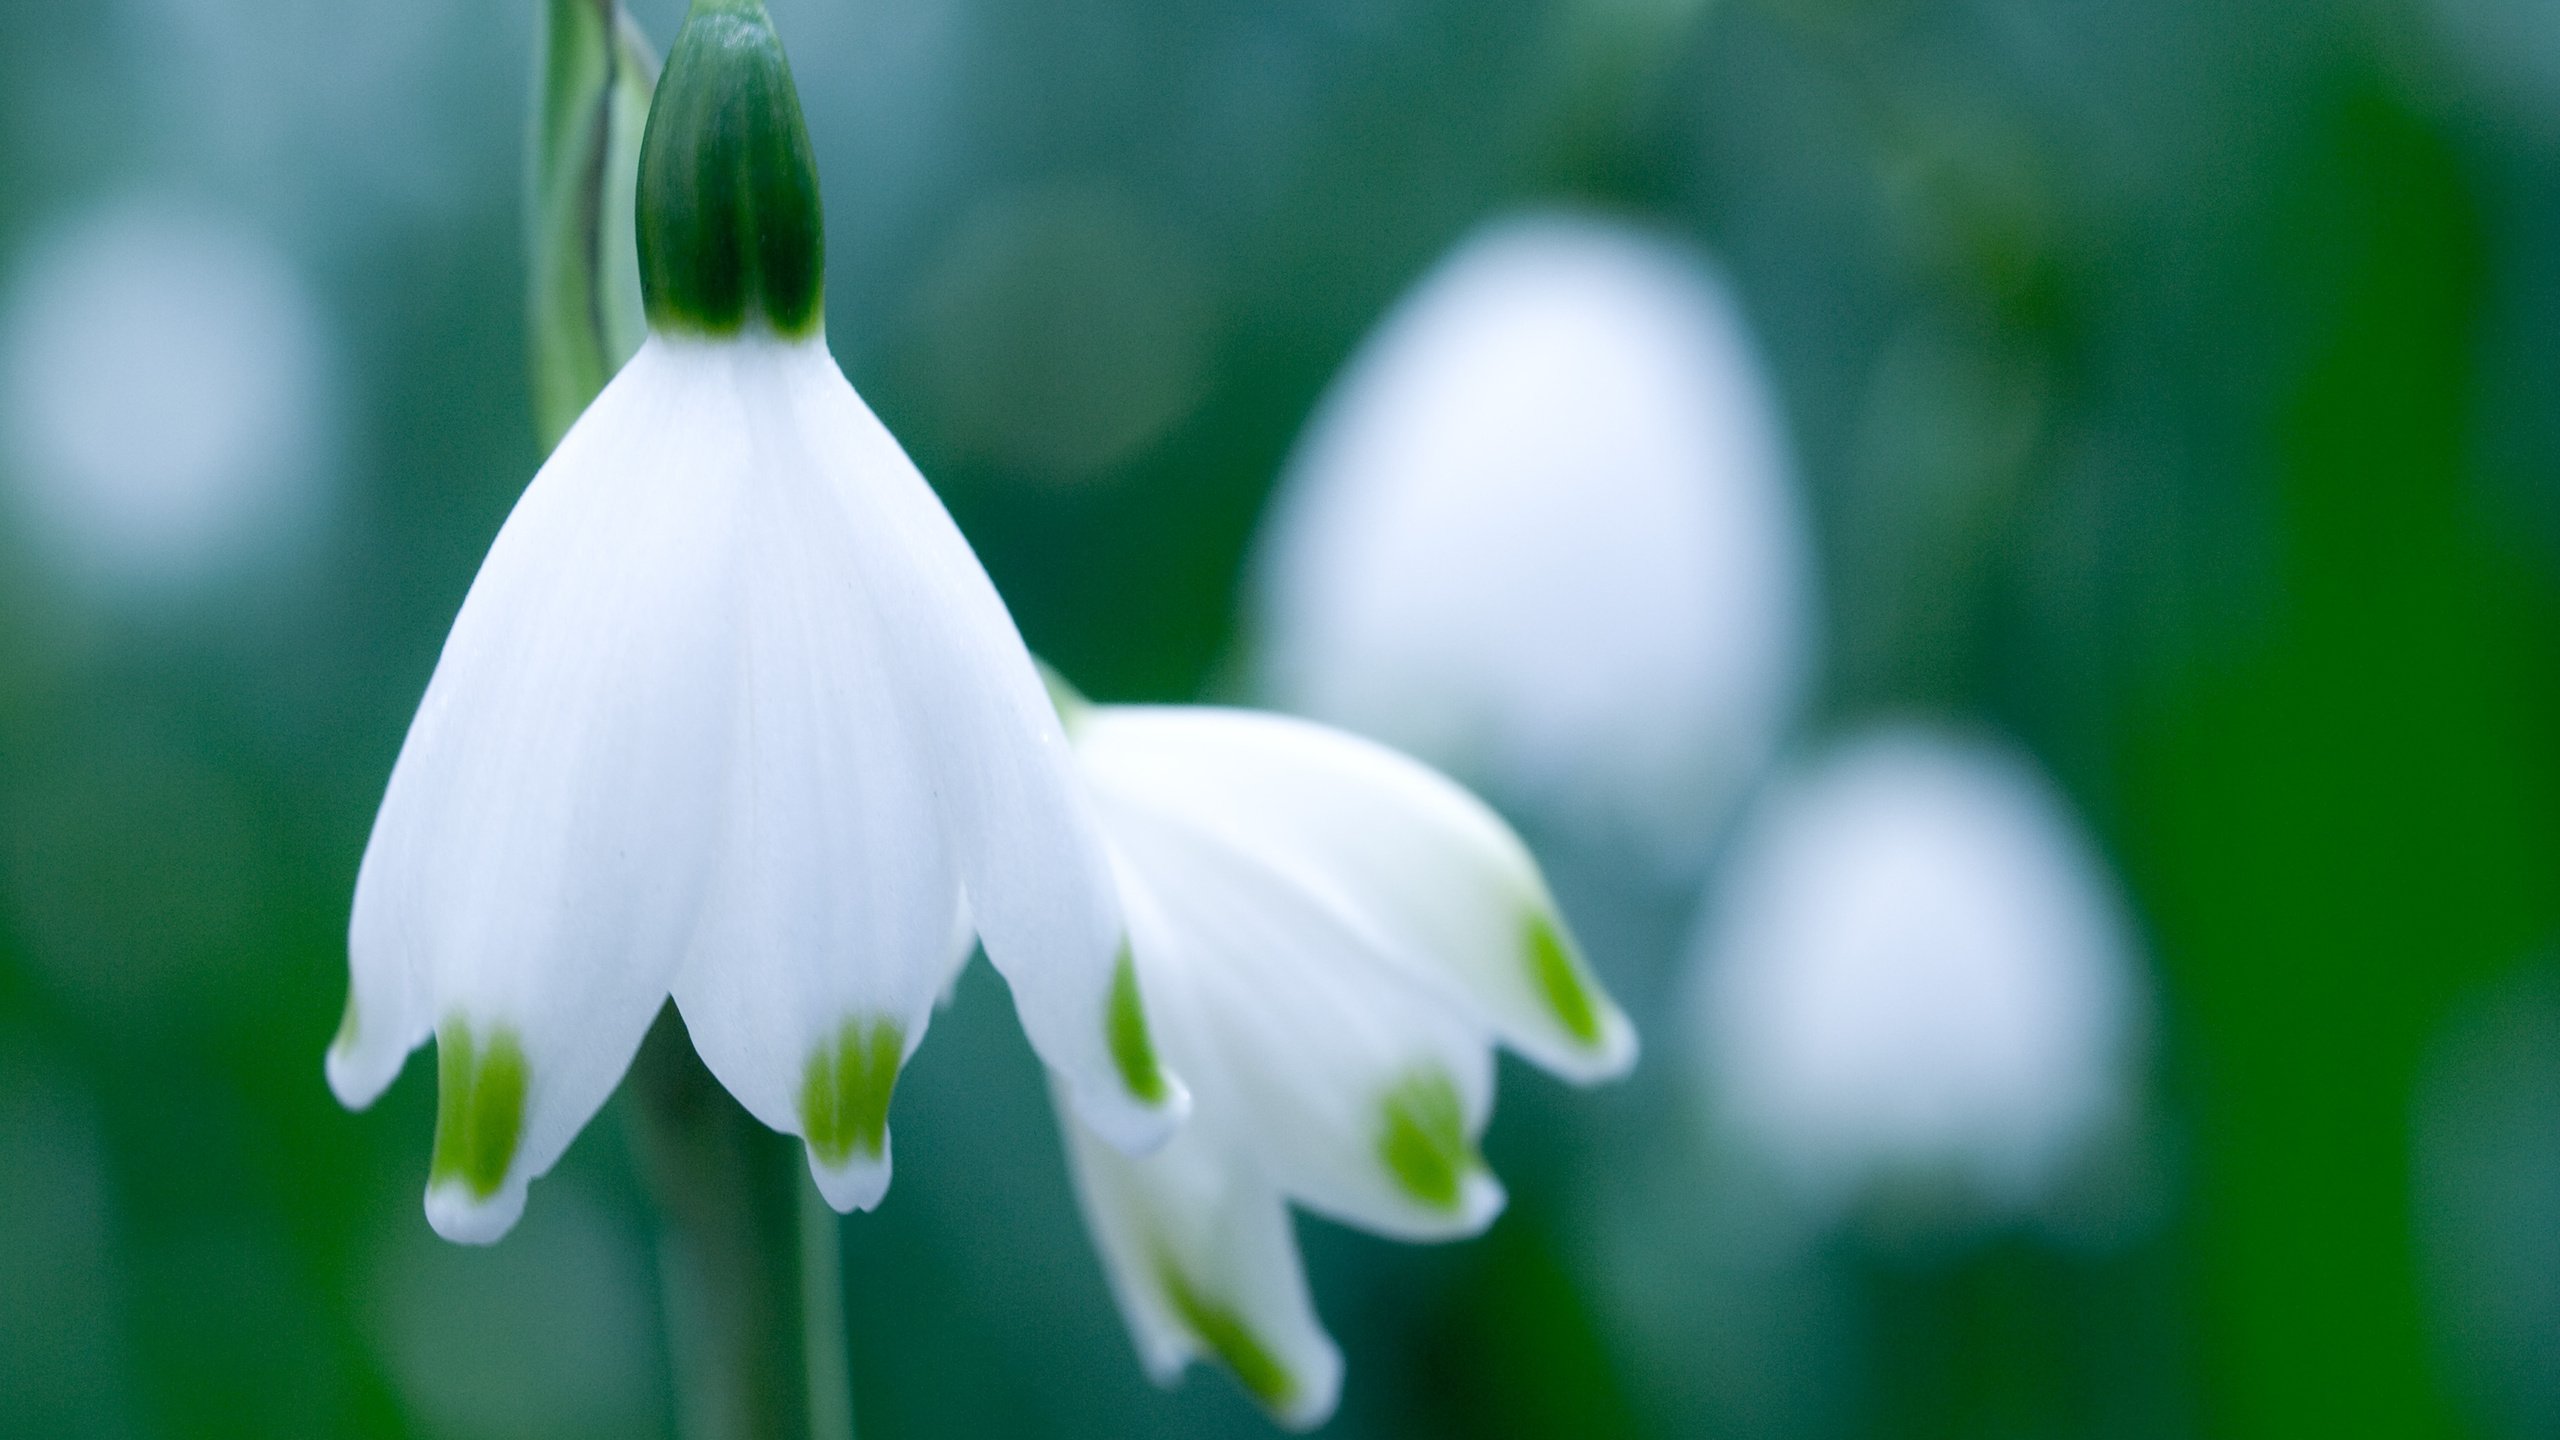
[327, 0, 1183, 1245]
[1044, 689, 1635, 1426]
[1685, 726, 2143, 1215]
[1251, 210, 1818, 875]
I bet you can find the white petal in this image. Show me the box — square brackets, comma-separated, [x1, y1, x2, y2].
[671, 337, 968, 1214]
[1057, 1094, 1343, 1429]
[330, 858, 429, 1111]
[1079, 706, 1635, 1082]
[1110, 817, 1503, 1242]
[339, 337, 742, 1243]
[777, 350, 1187, 1153]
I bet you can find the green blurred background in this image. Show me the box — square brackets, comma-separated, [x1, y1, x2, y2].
[1, 0, 2557, 1436]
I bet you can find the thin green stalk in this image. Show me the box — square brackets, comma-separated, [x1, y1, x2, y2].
[624, 1004, 856, 1440]
[800, 1180, 855, 1440]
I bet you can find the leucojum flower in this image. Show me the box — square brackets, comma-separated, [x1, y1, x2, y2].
[1252, 210, 1818, 876]
[328, 0, 1183, 1245]
[1043, 672, 1637, 1427]
[1685, 725, 2144, 1219]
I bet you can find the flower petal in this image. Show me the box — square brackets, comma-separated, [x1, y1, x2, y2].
[1079, 706, 1635, 1082]
[779, 350, 1187, 1153]
[339, 336, 742, 1243]
[671, 338, 968, 1213]
[1057, 1094, 1343, 1430]
[1109, 816, 1504, 1241]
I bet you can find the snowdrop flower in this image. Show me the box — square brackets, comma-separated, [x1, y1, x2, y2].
[1252, 211, 1817, 875]
[1686, 727, 2142, 1216]
[1043, 676, 1635, 1426]
[328, 0, 1182, 1245]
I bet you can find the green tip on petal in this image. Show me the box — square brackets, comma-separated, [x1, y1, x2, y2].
[1107, 944, 1170, 1106]
[1378, 1067, 1476, 1212]
[800, 1016, 903, 1167]
[1525, 910, 1605, 1048]
[1033, 658, 1092, 735]
[635, 0, 823, 337]
[1160, 1259, 1297, 1413]
[429, 1021, 530, 1201]
[332, 991, 360, 1054]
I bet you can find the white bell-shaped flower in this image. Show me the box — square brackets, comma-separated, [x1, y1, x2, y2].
[1044, 682, 1635, 1426]
[1686, 726, 2143, 1215]
[1251, 210, 1818, 874]
[327, 0, 1183, 1245]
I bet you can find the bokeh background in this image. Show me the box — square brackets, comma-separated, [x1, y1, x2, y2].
[2, 0, 2558, 1436]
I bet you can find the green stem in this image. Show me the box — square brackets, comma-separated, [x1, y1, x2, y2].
[625, 1004, 856, 1440]
[800, 1180, 855, 1440]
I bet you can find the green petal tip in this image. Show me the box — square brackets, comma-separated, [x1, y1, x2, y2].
[331, 991, 359, 1054]
[1107, 944, 1170, 1107]
[1525, 910, 1606, 1048]
[799, 1016, 903, 1167]
[1378, 1067, 1477, 1212]
[1034, 658, 1093, 735]
[429, 1020, 530, 1201]
[1160, 1260, 1297, 1414]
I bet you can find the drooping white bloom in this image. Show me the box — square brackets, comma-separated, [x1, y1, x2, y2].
[332, 332, 1183, 1243]
[1251, 211, 1818, 874]
[1045, 687, 1635, 1426]
[328, 0, 1183, 1245]
[1686, 727, 2142, 1214]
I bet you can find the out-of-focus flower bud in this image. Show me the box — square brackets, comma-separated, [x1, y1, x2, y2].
[1685, 726, 2145, 1220]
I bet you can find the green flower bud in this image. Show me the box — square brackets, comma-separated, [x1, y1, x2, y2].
[635, 0, 824, 338]
[527, 0, 657, 454]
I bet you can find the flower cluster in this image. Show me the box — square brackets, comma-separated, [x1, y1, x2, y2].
[1254, 206, 2149, 1231]
[330, 0, 1631, 1424]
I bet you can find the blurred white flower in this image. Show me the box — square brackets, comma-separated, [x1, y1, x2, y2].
[329, 2, 1183, 1246]
[1251, 210, 1817, 875]
[0, 199, 330, 597]
[1686, 727, 2142, 1216]
[1047, 686, 1633, 1427]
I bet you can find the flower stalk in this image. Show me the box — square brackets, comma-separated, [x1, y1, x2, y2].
[625, 1005, 856, 1440]
[528, 0, 656, 452]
